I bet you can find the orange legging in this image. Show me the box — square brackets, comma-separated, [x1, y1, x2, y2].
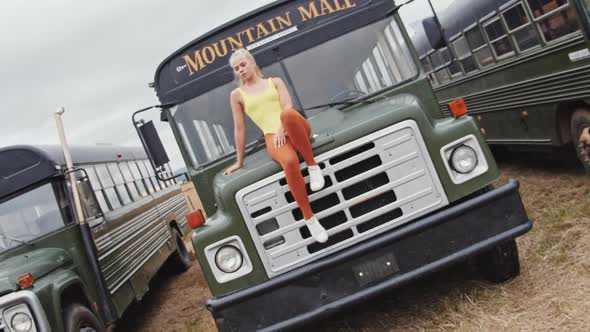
[265, 109, 317, 220]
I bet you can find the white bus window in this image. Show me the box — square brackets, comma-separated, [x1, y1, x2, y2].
[451, 36, 478, 73]
[354, 71, 369, 94]
[362, 61, 379, 92]
[435, 68, 451, 84]
[466, 26, 495, 67]
[135, 161, 155, 194]
[372, 46, 394, 86]
[503, 3, 541, 51]
[419, 56, 433, 74]
[213, 124, 234, 154]
[107, 163, 131, 205]
[94, 164, 114, 188]
[119, 163, 140, 201]
[429, 51, 444, 69]
[526, 0, 579, 42]
[84, 166, 109, 212]
[484, 17, 515, 58]
[119, 162, 134, 182]
[103, 188, 121, 210]
[127, 161, 148, 197]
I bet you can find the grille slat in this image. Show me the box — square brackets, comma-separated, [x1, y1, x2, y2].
[236, 120, 448, 277]
[268, 187, 435, 258]
[259, 170, 428, 242]
[250, 151, 420, 225]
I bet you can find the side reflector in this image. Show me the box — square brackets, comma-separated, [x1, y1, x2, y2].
[17, 273, 35, 289]
[187, 209, 205, 229]
[448, 98, 468, 118]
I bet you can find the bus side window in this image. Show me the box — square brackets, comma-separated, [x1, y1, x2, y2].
[142, 160, 162, 192]
[451, 35, 478, 73]
[95, 164, 122, 210]
[502, 3, 542, 52]
[127, 161, 149, 197]
[526, 0, 579, 42]
[119, 162, 140, 201]
[107, 163, 132, 206]
[466, 25, 495, 67]
[84, 165, 110, 212]
[135, 160, 155, 194]
[483, 16, 515, 59]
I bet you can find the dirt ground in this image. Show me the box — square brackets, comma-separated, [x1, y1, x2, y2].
[117, 149, 590, 332]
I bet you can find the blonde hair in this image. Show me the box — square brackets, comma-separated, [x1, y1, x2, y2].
[229, 48, 264, 86]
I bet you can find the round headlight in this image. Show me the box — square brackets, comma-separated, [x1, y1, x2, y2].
[450, 145, 478, 174]
[215, 245, 243, 273]
[11, 312, 33, 332]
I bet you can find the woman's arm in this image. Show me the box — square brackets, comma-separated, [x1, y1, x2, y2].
[225, 89, 246, 175]
[273, 77, 294, 112]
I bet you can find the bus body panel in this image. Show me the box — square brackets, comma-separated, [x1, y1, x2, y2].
[435, 34, 590, 146]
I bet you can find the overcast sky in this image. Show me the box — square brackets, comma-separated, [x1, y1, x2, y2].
[0, 0, 274, 169]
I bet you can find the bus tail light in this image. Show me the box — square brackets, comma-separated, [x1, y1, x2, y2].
[187, 209, 205, 229]
[449, 98, 467, 118]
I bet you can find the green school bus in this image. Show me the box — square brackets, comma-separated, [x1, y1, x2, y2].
[0, 145, 192, 332]
[137, 0, 532, 330]
[399, 0, 590, 171]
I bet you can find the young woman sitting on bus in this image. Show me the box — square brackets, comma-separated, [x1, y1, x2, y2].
[224, 48, 329, 243]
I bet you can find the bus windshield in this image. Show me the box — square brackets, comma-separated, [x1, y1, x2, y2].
[0, 182, 73, 253]
[171, 15, 417, 168]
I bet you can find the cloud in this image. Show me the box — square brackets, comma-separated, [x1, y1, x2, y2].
[0, 0, 274, 169]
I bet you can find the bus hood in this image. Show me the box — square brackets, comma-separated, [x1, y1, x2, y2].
[0, 248, 72, 296]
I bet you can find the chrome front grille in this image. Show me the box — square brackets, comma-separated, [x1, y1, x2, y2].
[236, 120, 448, 277]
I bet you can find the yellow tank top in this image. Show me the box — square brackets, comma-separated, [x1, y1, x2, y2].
[238, 78, 283, 135]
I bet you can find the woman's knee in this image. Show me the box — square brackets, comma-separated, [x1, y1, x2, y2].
[280, 109, 300, 124]
[281, 156, 300, 174]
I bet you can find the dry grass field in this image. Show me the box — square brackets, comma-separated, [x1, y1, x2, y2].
[117, 150, 590, 332]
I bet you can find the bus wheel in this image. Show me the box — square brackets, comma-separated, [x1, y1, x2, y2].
[475, 239, 520, 283]
[571, 109, 590, 172]
[169, 228, 192, 273]
[63, 303, 105, 332]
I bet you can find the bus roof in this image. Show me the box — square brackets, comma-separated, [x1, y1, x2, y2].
[0, 145, 147, 199]
[154, 0, 393, 104]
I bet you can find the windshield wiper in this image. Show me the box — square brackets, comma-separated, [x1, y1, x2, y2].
[303, 95, 379, 111]
[0, 233, 31, 246]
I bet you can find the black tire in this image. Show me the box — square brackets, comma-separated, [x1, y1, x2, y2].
[476, 239, 520, 283]
[571, 109, 590, 173]
[169, 228, 192, 273]
[63, 303, 105, 332]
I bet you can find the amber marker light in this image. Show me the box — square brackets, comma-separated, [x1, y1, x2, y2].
[448, 98, 468, 118]
[522, 111, 529, 117]
[187, 209, 205, 229]
[17, 273, 35, 289]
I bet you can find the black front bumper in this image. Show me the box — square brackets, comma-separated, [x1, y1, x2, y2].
[207, 179, 532, 332]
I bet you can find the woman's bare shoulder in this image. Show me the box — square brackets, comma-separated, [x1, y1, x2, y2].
[271, 77, 284, 85]
[230, 88, 242, 99]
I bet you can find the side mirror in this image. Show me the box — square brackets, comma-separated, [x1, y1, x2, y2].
[138, 120, 170, 168]
[422, 16, 446, 50]
[76, 178, 103, 220]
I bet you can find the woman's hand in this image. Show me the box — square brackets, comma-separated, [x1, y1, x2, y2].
[274, 127, 286, 148]
[224, 162, 243, 175]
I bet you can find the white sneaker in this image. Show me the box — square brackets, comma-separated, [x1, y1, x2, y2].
[305, 216, 329, 243]
[308, 165, 325, 192]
